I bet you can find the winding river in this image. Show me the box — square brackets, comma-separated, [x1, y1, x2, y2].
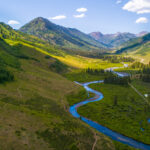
[69, 70, 150, 150]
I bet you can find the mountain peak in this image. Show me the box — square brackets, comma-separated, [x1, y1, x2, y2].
[27, 17, 54, 26]
[89, 32, 104, 40]
[34, 17, 46, 20]
[20, 17, 57, 34]
[31, 17, 51, 24]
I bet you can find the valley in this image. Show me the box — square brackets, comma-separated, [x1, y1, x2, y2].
[0, 17, 150, 150]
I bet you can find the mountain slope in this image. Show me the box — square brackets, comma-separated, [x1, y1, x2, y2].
[0, 22, 70, 56]
[116, 33, 150, 63]
[0, 22, 49, 45]
[0, 23, 122, 70]
[89, 32, 137, 48]
[20, 17, 107, 51]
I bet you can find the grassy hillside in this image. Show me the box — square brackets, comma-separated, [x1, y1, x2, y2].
[0, 22, 123, 70]
[123, 42, 150, 63]
[4, 38, 123, 70]
[116, 34, 150, 63]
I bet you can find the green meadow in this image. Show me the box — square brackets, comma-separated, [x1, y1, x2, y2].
[78, 81, 150, 145]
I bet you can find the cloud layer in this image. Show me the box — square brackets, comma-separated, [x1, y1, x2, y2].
[136, 17, 148, 23]
[74, 13, 85, 18]
[49, 15, 66, 20]
[123, 0, 150, 14]
[76, 8, 87, 13]
[8, 20, 20, 25]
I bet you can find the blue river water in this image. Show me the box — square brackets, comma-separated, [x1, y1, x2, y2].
[69, 71, 150, 150]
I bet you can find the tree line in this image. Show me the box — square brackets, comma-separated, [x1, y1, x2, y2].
[98, 55, 134, 63]
[129, 61, 150, 83]
[140, 67, 150, 82]
[130, 62, 150, 69]
[104, 73, 131, 85]
[85, 68, 105, 75]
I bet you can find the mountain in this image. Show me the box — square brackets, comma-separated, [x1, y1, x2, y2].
[116, 33, 150, 63]
[89, 31, 149, 48]
[136, 31, 149, 37]
[89, 32, 138, 48]
[20, 17, 107, 51]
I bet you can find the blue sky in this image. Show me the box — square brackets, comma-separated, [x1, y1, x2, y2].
[0, 0, 150, 34]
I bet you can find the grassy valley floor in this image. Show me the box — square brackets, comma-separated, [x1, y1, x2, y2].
[77, 81, 150, 147]
[66, 71, 146, 150]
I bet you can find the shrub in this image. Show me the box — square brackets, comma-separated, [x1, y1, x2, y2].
[0, 68, 14, 83]
[45, 55, 52, 59]
[50, 60, 68, 73]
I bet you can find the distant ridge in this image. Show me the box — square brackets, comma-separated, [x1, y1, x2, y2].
[115, 33, 150, 63]
[136, 31, 149, 37]
[89, 31, 148, 48]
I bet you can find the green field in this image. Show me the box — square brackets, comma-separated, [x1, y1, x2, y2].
[64, 69, 106, 83]
[56, 55, 123, 69]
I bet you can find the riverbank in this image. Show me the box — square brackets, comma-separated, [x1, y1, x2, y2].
[69, 74, 150, 149]
[77, 82, 150, 149]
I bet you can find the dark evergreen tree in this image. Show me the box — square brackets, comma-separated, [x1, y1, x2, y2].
[113, 95, 118, 106]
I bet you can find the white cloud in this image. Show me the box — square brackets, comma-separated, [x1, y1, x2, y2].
[135, 17, 148, 23]
[76, 8, 87, 13]
[8, 20, 20, 25]
[123, 0, 150, 14]
[49, 15, 66, 20]
[74, 13, 85, 18]
[116, 0, 122, 4]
